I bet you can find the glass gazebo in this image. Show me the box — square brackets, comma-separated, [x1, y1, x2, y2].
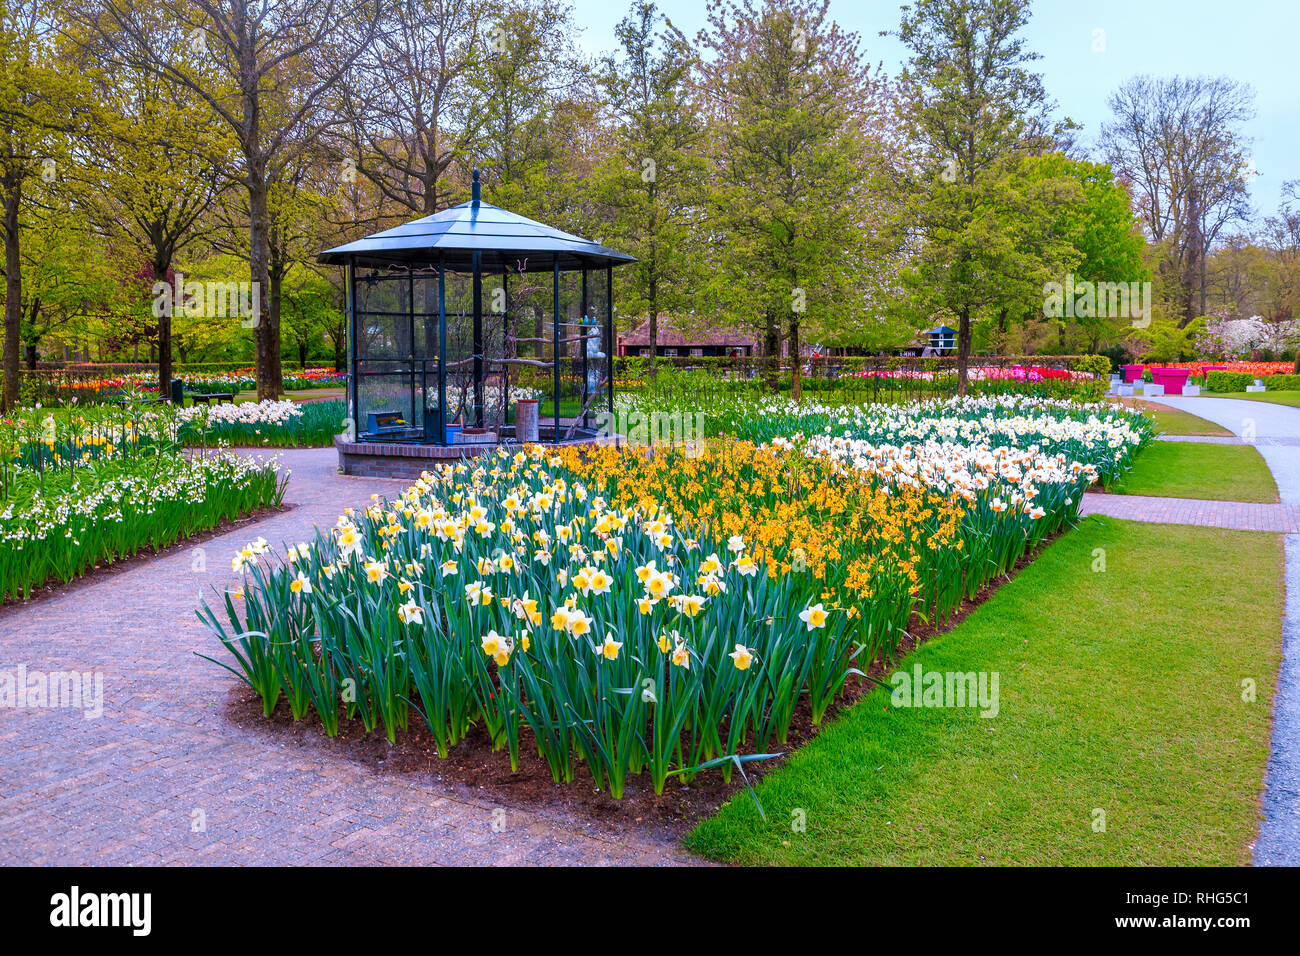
[318, 170, 635, 445]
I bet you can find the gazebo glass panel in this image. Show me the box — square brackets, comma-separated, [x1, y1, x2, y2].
[442, 269, 474, 431]
[556, 269, 584, 440]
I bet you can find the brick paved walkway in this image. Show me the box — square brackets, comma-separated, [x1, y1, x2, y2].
[0, 449, 697, 866]
[1080, 491, 1300, 532]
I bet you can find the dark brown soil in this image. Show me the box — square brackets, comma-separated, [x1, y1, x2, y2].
[220, 529, 1061, 844]
[0, 503, 293, 615]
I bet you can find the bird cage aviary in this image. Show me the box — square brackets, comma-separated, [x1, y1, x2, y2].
[318, 170, 635, 478]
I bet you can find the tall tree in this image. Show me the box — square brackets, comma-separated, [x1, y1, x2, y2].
[71, 10, 229, 391]
[695, 0, 887, 397]
[470, 0, 589, 214]
[96, 0, 381, 401]
[595, 1, 702, 369]
[1264, 181, 1300, 322]
[338, 0, 487, 216]
[0, 1, 77, 408]
[1021, 154, 1149, 351]
[1099, 75, 1254, 325]
[890, 0, 1065, 392]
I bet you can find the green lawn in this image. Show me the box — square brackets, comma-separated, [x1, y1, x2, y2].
[1108, 396, 1232, 436]
[1150, 408, 1233, 436]
[685, 517, 1283, 865]
[1113, 440, 1277, 502]
[230, 388, 344, 404]
[1207, 390, 1300, 409]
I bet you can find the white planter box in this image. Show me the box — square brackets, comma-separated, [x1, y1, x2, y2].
[1246, 385, 1266, 393]
[1144, 383, 1165, 397]
[1182, 385, 1201, 396]
[1117, 385, 1134, 397]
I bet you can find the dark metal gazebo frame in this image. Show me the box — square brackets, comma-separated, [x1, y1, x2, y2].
[318, 170, 635, 445]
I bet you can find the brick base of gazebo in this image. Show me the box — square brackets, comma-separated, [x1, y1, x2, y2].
[336, 432, 612, 479]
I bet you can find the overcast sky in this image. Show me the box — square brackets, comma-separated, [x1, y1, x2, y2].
[569, 0, 1300, 219]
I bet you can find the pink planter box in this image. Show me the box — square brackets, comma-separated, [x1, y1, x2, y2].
[1151, 368, 1191, 395]
[1121, 364, 1145, 384]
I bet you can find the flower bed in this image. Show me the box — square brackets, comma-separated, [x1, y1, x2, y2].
[708, 394, 1151, 485]
[201, 396, 1150, 796]
[178, 399, 346, 447]
[1147, 361, 1294, 378]
[181, 367, 346, 394]
[1, 448, 285, 603]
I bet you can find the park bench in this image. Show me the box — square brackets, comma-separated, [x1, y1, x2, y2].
[190, 392, 236, 405]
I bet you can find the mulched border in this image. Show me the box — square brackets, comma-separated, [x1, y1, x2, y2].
[219, 526, 1066, 849]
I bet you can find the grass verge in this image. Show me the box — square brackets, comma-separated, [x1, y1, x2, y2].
[1108, 396, 1232, 436]
[1113, 440, 1277, 502]
[1206, 390, 1300, 409]
[685, 516, 1283, 865]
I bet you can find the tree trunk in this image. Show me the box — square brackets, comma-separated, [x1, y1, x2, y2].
[763, 309, 780, 393]
[956, 311, 972, 396]
[790, 314, 802, 402]
[249, 174, 281, 401]
[647, 223, 658, 379]
[647, 308, 658, 378]
[154, 255, 173, 394]
[2, 178, 21, 411]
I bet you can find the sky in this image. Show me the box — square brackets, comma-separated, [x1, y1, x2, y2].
[568, 0, 1300, 219]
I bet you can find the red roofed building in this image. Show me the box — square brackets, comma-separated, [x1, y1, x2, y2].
[617, 315, 758, 357]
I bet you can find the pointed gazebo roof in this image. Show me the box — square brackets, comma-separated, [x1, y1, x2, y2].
[319, 170, 635, 272]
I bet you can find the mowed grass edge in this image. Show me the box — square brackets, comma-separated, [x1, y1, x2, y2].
[1114, 440, 1278, 503]
[685, 516, 1283, 865]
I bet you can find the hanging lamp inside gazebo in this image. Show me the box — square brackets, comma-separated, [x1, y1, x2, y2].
[318, 169, 635, 446]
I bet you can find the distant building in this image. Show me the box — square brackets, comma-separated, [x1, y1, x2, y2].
[923, 324, 957, 355]
[617, 316, 757, 357]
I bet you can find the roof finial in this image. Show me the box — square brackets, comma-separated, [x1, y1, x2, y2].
[472, 168, 480, 206]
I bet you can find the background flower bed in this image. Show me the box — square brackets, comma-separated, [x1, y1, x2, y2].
[0, 406, 285, 602]
[178, 399, 346, 448]
[201, 396, 1149, 797]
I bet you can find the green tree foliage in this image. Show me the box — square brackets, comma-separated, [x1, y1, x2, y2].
[1020, 154, 1149, 351]
[593, 2, 703, 368]
[694, 0, 887, 396]
[891, 0, 1073, 392]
